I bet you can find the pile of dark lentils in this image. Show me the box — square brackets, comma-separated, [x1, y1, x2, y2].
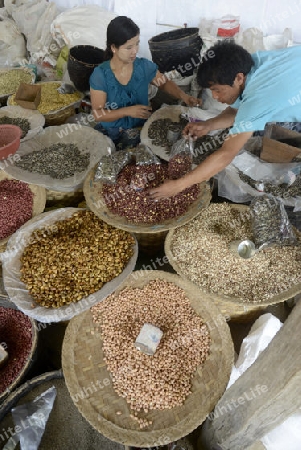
[148, 115, 229, 164]
[14, 143, 89, 179]
[0, 116, 30, 139]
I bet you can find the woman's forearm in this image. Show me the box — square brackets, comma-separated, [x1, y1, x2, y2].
[92, 107, 129, 123]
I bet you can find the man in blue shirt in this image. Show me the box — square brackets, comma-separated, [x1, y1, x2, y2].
[149, 42, 301, 200]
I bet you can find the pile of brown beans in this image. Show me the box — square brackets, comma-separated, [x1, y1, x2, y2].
[0, 179, 33, 240]
[20, 210, 135, 308]
[91, 279, 211, 416]
[0, 306, 33, 395]
[102, 162, 199, 224]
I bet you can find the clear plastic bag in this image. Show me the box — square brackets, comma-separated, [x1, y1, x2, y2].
[250, 194, 298, 250]
[94, 149, 130, 184]
[168, 137, 194, 180]
[3, 386, 57, 450]
[135, 143, 160, 166]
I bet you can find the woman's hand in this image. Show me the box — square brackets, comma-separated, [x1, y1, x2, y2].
[148, 179, 184, 200]
[183, 122, 211, 139]
[126, 105, 152, 119]
[181, 93, 201, 107]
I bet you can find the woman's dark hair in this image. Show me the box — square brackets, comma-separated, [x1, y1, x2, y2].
[197, 41, 254, 87]
[104, 16, 140, 60]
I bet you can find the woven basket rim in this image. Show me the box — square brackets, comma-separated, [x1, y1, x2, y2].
[62, 269, 234, 447]
[0, 298, 38, 403]
[165, 203, 301, 309]
[0, 171, 46, 252]
[83, 164, 211, 234]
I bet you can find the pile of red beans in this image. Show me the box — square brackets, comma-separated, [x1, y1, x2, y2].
[0, 179, 33, 240]
[102, 156, 199, 224]
[0, 306, 33, 395]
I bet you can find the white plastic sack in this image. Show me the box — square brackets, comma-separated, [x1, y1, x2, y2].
[216, 142, 301, 211]
[227, 313, 282, 388]
[225, 312, 301, 450]
[4, 125, 114, 192]
[0, 17, 27, 65]
[5, 0, 60, 65]
[1, 208, 138, 323]
[51, 5, 117, 50]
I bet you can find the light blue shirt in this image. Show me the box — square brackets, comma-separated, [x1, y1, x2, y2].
[229, 45, 301, 135]
[89, 57, 158, 130]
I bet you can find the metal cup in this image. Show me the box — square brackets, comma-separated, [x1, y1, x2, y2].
[229, 239, 256, 259]
[167, 127, 181, 144]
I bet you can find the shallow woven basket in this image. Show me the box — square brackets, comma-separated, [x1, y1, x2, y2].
[62, 270, 234, 448]
[83, 164, 211, 254]
[0, 298, 38, 403]
[165, 204, 301, 322]
[0, 171, 46, 253]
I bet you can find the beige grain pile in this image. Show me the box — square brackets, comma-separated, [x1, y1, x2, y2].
[169, 203, 301, 302]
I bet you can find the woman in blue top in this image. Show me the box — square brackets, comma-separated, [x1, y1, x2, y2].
[90, 16, 200, 149]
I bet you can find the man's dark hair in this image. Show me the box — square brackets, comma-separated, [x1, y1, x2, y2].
[197, 41, 254, 87]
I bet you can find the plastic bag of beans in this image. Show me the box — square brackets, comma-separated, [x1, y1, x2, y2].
[135, 143, 160, 166]
[168, 138, 194, 180]
[250, 194, 298, 250]
[94, 151, 131, 184]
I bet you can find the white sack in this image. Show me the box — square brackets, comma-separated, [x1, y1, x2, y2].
[51, 5, 117, 50]
[5, 0, 59, 65]
[0, 17, 27, 65]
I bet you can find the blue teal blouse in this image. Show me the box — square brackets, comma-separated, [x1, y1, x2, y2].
[89, 57, 158, 130]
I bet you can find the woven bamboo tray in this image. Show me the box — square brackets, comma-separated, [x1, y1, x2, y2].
[2, 208, 138, 323]
[165, 204, 301, 322]
[62, 270, 234, 448]
[83, 165, 211, 254]
[0, 171, 46, 253]
[0, 298, 38, 403]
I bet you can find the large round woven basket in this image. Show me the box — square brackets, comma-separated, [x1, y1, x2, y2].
[83, 164, 211, 254]
[45, 187, 84, 207]
[140, 105, 220, 163]
[165, 204, 301, 322]
[0, 298, 38, 403]
[0, 370, 125, 449]
[62, 270, 234, 448]
[0, 171, 46, 253]
[1, 208, 138, 323]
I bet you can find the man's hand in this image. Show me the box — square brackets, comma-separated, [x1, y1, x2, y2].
[183, 121, 211, 139]
[148, 179, 184, 200]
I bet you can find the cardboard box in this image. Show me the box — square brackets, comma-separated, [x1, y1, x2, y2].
[15, 83, 41, 110]
[261, 124, 301, 163]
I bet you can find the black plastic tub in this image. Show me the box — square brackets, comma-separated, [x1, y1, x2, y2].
[148, 28, 203, 76]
